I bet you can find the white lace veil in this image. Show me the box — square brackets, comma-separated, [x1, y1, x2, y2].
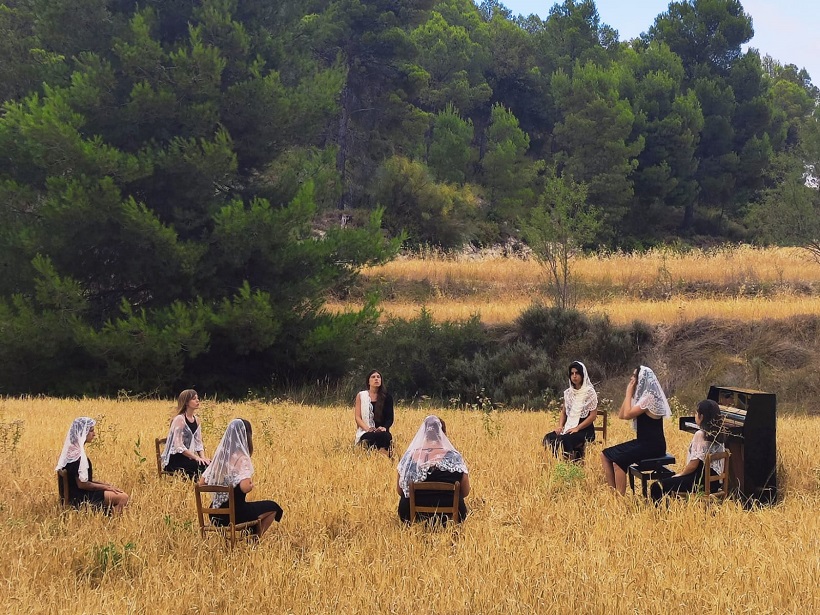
[397, 415, 468, 498]
[563, 361, 598, 432]
[201, 419, 253, 507]
[632, 366, 672, 430]
[55, 417, 96, 482]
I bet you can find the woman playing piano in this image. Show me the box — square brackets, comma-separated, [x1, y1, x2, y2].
[650, 399, 725, 503]
[601, 366, 671, 495]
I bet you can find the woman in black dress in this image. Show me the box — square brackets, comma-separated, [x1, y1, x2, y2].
[55, 417, 129, 513]
[200, 419, 283, 537]
[601, 366, 671, 495]
[354, 369, 394, 455]
[161, 389, 210, 479]
[543, 361, 598, 460]
[396, 415, 470, 523]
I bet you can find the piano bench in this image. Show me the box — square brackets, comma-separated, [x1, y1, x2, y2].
[628, 455, 676, 498]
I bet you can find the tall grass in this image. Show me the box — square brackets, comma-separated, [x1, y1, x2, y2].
[2, 397, 818, 613]
[333, 246, 820, 324]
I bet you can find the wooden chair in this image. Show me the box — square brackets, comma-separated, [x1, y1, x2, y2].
[194, 484, 260, 548]
[409, 481, 461, 524]
[155, 437, 174, 477]
[704, 450, 731, 500]
[594, 410, 607, 444]
[57, 469, 70, 508]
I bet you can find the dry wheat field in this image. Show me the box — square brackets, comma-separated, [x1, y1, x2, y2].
[329, 246, 820, 325]
[2, 397, 819, 614]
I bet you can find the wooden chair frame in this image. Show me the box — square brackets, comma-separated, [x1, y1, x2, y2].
[704, 450, 731, 500]
[594, 410, 607, 444]
[57, 469, 70, 508]
[194, 484, 260, 548]
[155, 437, 174, 477]
[409, 481, 460, 524]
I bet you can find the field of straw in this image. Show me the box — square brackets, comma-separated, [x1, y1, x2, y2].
[3, 397, 819, 614]
[329, 246, 820, 324]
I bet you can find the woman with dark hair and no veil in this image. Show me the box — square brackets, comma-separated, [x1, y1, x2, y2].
[160, 389, 210, 479]
[354, 369, 394, 455]
[601, 365, 671, 495]
[199, 419, 283, 537]
[543, 361, 598, 460]
[396, 415, 470, 523]
[650, 399, 726, 503]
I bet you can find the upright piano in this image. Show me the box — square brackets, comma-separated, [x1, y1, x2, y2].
[679, 385, 777, 505]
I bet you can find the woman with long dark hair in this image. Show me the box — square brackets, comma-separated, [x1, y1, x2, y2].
[354, 369, 394, 455]
[650, 399, 726, 502]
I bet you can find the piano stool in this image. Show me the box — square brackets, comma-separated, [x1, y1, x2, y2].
[628, 454, 676, 498]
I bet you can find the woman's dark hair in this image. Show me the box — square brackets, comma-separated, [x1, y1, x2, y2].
[366, 369, 388, 423]
[439, 418, 447, 434]
[567, 362, 585, 385]
[241, 418, 253, 456]
[696, 399, 722, 434]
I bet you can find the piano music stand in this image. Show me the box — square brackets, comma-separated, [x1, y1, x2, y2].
[628, 455, 676, 498]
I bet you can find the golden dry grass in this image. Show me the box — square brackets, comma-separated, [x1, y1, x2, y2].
[2, 397, 819, 614]
[331, 246, 820, 325]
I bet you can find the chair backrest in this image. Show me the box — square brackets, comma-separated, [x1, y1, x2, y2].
[155, 437, 170, 477]
[704, 450, 731, 499]
[594, 410, 607, 443]
[409, 481, 460, 524]
[57, 469, 70, 508]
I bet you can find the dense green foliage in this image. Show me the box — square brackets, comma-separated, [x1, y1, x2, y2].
[1, 0, 819, 396]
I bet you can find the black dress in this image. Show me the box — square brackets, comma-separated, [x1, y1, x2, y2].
[398, 468, 468, 523]
[164, 416, 206, 479]
[210, 485, 283, 533]
[650, 461, 706, 503]
[543, 423, 596, 459]
[359, 393, 394, 451]
[602, 411, 666, 471]
[63, 458, 106, 509]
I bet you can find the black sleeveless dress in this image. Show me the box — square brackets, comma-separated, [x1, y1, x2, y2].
[63, 458, 106, 509]
[602, 411, 666, 471]
[165, 416, 205, 479]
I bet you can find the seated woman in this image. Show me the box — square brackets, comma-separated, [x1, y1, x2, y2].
[200, 419, 283, 537]
[543, 361, 598, 460]
[354, 370, 394, 455]
[55, 417, 129, 513]
[601, 366, 671, 495]
[161, 389, 210, 479]
[650, 399, 726, 503]
[396, 415, 470, 523]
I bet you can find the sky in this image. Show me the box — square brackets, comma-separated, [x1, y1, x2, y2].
[497, 0, 820, 85]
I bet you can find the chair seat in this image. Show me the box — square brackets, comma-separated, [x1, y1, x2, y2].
[628, 454, 676, 498]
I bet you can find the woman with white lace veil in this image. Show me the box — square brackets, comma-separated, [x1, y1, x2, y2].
[160, 389, 210, 479]
[601, 366, 670, 495]
[55, 417, 129, 513]
[650, 399, 726, 503]
[543, 361, 598, 460]
[396, 415, 470, 523]
[199, 419, 282, 536]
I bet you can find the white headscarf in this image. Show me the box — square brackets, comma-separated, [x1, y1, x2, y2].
[160, 413, 204, 468]
[201, 419, 253, 507]
[55, 417, 95, 482]
[632, 366, 672, 430]
[397, 415, 468, 498]
[562, 361, 598, 433]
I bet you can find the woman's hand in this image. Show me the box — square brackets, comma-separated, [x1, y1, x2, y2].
[375, 427, 386, 432]
[566, 427, 579, 434]
[626, 374, 637, 396]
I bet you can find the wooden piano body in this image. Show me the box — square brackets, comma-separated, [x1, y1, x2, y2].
[679, 385, 777, 505]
